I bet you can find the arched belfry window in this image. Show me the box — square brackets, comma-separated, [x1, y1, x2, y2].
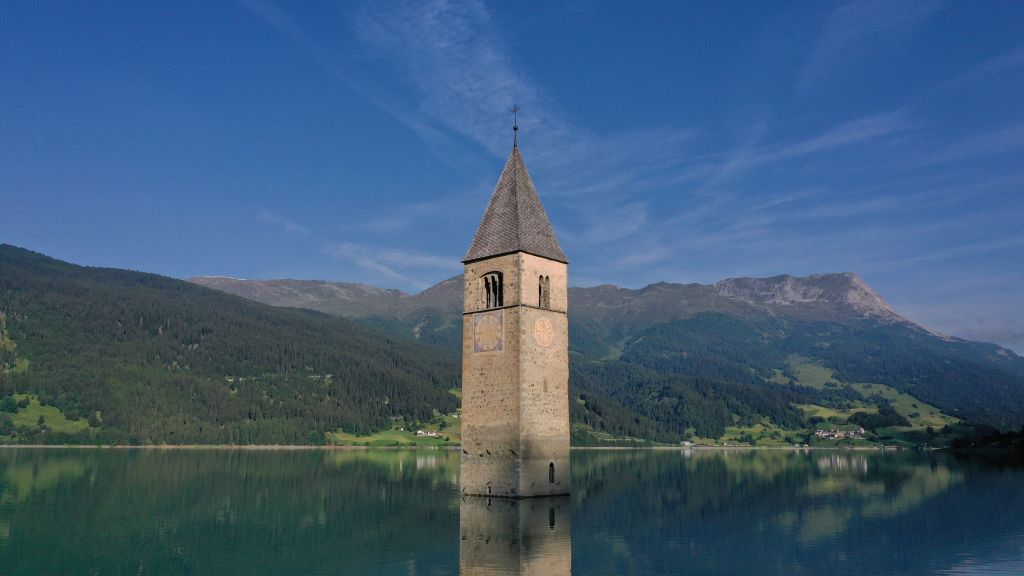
[538, 275, 551, 309]
[482, 272, 503, 308]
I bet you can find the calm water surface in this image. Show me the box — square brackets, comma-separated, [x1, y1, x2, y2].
[0, 448, 1022, 575]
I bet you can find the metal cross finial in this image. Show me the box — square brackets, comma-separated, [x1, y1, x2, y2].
[511, 105, 520, 148]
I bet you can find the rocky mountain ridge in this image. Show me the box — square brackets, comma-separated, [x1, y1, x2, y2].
[714, 273, 904, 323]
[191, 276, 418, 318]
[190, 271, 921, 331]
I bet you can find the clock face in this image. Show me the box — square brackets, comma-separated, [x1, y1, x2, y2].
[473, 310, 503, 353]
[533, 317, 554, 348]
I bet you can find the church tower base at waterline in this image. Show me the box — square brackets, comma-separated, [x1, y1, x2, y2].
[460, 141, 571, 499]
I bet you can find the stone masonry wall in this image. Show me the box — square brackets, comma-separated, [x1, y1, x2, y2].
[461, 253, 570, 498]
[517, 254, 569, 496]
[462, 254, 520, 497]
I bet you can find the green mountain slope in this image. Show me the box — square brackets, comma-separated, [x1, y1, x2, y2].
[194, 271, 1024, 441]
[603, 312, 1024, 436]
[3, 243, 1020, 446]
[0, 245, 458, 444]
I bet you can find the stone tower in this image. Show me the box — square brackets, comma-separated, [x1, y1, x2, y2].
[460, 143, 570, 498]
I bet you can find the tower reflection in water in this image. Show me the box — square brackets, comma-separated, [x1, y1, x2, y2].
[460, 496, 572, 575]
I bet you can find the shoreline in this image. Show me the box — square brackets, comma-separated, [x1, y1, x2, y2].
[0, 444, 908, 451]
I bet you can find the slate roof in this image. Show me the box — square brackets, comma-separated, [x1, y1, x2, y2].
[463, 147, 568, 264]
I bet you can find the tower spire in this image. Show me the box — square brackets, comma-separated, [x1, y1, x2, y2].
[463, 137, 567, 264]
[511, 105, 520, 148]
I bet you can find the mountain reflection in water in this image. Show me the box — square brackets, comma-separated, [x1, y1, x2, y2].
[0, 448, 1022, 575]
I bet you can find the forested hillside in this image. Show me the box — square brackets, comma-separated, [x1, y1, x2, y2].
[569, 312, 1024, 442]
[0, 245, 458, 444]
[2, 243, 1021, 447]
[196, 272, 1024, 443]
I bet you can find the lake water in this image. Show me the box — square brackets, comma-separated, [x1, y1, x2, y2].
[1, 448, 1022, 575]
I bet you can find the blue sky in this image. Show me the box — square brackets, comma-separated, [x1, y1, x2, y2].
[2, 1, 1022, 352]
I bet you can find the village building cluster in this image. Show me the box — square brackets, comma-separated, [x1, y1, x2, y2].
[814, 428, 866, 440]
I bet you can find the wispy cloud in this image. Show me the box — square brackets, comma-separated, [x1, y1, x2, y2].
[917, 123, 1024, 166]
[565, 201, 650, 246]
[325, 242, 453, 270]
[771, 112, 915, 159]
[347, 0, 928, 272]
[236, 0, 480, 169]
[237, 0, 1021, 353]
[956, 46, 1024, 85]
[797, 0, 943, 95]
[609, 240, 674, 270]
[243, 0, 921, 268]
[866, 236, 1024, 272]
[258, 209, 310, 236]
[323, 242, 458, 289]
[357, 191, 483, 234]
[236, 0, 307, 45]
[351, 0, 699, 203]
[695, 111, 915, 193]
[354, 0, 542, 157]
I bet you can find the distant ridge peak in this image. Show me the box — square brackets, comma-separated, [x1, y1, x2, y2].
[192, 275, 249, 281]
[714, 272, 901, 321]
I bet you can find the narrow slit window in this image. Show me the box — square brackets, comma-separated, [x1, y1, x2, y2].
[482, 272, 503, 308]
[548, 462, 555, 483]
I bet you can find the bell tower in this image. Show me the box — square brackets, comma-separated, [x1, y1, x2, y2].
[460, 138, 570, 498]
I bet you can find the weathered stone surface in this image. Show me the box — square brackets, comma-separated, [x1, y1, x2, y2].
[461, 149, 570, 499]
